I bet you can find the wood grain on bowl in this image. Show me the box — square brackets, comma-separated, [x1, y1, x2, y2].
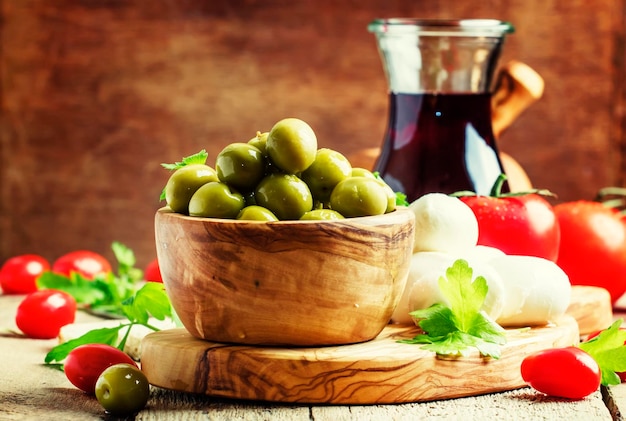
[155, 207, 415, 346]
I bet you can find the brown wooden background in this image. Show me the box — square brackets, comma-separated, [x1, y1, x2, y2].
[1, 0, 625, 268]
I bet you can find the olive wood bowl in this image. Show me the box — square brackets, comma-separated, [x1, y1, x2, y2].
[155, 207, 415, 346]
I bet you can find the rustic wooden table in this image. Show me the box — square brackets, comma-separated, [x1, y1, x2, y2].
[1, 293, 624, 420]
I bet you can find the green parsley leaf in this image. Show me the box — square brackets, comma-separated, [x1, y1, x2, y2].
[439, 260, 488, 330]
[580, 319, 626, 386]
[400, 259, 506, 359]
[41, 243, 179, 367]
[44, 325, 125, 364]
[122, 282, 172, 325]
[410, 303, 457, 337]
[37, 271, 107, 306]
[112, 241, 143, 283]
[159, 149, 209, 201]
[112, 241, 135, 267]
[160, 149, 208, 170]
[395, 191, 409, 207]
[37, 242, 149, 317]
[43, 284, 174, 366]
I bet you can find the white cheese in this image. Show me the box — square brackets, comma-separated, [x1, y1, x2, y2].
[391, 251, 506, 324]
[408, 193, 479, 255]
[462, 245, 506, 263]
[488, 255, 572, 327]
[398, 193, 569, 329]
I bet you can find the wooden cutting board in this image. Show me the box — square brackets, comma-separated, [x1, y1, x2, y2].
[566, 285, 613, 336]
[140, 285, 611, 404]
[141, 315, 580, 404]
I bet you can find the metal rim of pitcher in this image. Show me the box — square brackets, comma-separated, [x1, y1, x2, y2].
[368, 18, 514, 36]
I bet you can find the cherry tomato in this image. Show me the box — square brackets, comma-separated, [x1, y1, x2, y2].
[459, 193, 560, 262]
[15, 289, 77, 339]
[521, 346, 601, 399]
[586, 328, 626, 382]
[52, 250, 112, 280]
[64, 344, 138, 394]
[0, 254, 50, 294]
[144, 258, 162, 283]
[555, 200, 626, 303]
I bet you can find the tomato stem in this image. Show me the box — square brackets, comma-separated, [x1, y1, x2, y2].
[450, 173, 556, 198]
[596, 187, 626, 215]
[489, 174, 508, 197]
[596, 187, 626, 199]
[490, 174, 556, 199]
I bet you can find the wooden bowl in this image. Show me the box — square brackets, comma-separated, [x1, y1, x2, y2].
[155, 207, 415, 346]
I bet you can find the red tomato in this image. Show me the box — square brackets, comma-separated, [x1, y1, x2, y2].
[521, 346, 601, 399]
[144, 258, 163, 283]
[586, 328, 626, 382]
[0, 254, 50, 294]
[555, 201, 626, 303]
[64, 344, 137, 394]
[459, 193, 560, 261]
[52, 250, 112, 280]
[15, 290, 77, 339]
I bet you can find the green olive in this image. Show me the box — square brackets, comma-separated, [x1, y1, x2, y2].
[188, 181, 245, 218]
[266, 118, 317, 174]
[248, 131, 269, 155]
[164, 164, 219, 214]
[329, 177, 388, 217]
[95, 363, 149, 416]
[301, 148, 352, 202]
[255, 173, 313, 220]
[237, 205, 279, 221]
[376, 179, 397, 213]
[351, 168, 396, 212]
[216, 143, 265, 190]
[243, 190, 257, 206]
[300, 209, 345, 220]
[351, 167, 376, 179]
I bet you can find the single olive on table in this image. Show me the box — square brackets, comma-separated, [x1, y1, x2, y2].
[161, 117, 402, 221]
[95, 363, 150, 416]
[64, 343, 138, 395]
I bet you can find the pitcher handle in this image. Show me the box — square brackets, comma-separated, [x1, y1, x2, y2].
[491, 60, 545, 139]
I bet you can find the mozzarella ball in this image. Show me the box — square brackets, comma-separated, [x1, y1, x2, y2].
[489, 255, 571, 327]
[461, 245, 506, 263]
[409, 193, 479, 255]
[391, 252, 505, 324]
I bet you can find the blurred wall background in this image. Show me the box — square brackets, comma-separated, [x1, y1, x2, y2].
[1, 0, 624, 268]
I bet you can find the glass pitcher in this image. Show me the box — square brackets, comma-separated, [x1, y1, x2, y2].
[368, 19, 514, 202]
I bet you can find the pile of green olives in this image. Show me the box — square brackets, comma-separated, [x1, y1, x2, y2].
[162, 117, 398, 221]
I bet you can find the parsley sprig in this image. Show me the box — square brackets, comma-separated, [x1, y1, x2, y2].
[160, 149, 208, 171]
[44, 282, 174, 365]
[580, 319, 626, 386]
[399, 259, 507, 359]
[159, 149, 209, 201]
[37, 242, 144, 317]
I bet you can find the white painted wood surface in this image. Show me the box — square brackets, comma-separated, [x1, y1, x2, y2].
[0, 294, 620, 420]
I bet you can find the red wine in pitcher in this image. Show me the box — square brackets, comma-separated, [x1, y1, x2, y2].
[374, 92, 507, 202]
